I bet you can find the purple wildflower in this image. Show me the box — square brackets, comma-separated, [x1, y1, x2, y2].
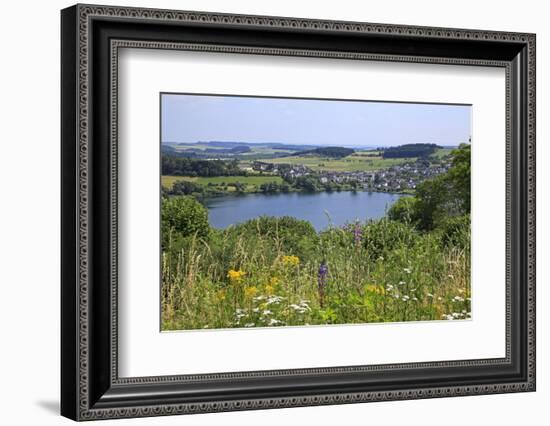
[318, 261, 328, 288]
[353, 223, 362, 246]
[318, 261, 328, 307]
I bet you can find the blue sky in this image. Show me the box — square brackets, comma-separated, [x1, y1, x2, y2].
[161, 93, 471, 147]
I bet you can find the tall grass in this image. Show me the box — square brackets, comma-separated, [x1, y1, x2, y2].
[161, 215, 470, 331]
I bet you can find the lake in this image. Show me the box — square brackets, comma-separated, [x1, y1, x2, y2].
[204, 191, 406, 231]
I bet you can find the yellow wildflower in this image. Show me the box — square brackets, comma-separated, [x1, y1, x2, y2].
[215, 289, 226, 302]
[244, 286, 258, 300]
[227, 269, 246, 283]
[365, 284, 385, 296]
[265, 277, 279, 295]
[282, 255, 300, 267]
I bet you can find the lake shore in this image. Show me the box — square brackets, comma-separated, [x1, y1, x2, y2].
[162, 174, 414, 197]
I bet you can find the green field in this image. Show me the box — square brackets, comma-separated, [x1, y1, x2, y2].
[431, 148, 453, 159]
[262, 148, 452, 172]
[162, 174, 283, 189]
[263, 152, 408, 172]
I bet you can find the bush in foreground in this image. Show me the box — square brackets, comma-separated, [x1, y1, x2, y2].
[161, 195, 209, 242]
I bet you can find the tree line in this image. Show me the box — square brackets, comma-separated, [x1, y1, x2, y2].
[296, 146, 355, 158]
[382, 143, 440, 159]
[162, 154, 245, 177]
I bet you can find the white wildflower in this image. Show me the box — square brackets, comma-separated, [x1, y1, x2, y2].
[234, 309, 248, 319]
[299, 301, 311, 310]
[404, 268, 412, 274]
[289, 303, 310, 314]
[266, 295, 285, 305]
[244, 323, 255, 327]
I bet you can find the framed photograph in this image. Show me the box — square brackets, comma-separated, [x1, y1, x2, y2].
[61, 4, 536, 421]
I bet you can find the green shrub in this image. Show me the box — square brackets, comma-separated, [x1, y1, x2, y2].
[170, 180, 204, 196]
[387, 196, 419, 225]
[438, 214, 470, 249]
[229, 216, 318, 259]
[161, 195, 209, 240]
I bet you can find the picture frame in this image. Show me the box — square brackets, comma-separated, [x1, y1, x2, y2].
[61, 3, 536, 421]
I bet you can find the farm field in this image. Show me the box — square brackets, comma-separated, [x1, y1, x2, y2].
[262, 148, 452, 172]
[161, 174, 283, 189]
[263, 152, 407, 172]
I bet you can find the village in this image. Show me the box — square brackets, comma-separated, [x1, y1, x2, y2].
[251, 159, 451, 193]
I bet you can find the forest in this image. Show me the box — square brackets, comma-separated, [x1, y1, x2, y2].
[161, 155, 245, 177]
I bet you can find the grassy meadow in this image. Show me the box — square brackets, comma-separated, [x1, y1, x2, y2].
[162, 215, 471, 330]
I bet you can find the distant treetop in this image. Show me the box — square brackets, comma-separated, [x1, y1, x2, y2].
[296, 146, 355, 158]
[382, 143, 441, 159]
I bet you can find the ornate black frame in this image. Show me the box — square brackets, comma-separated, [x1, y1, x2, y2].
[61, 4, 536, 421]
